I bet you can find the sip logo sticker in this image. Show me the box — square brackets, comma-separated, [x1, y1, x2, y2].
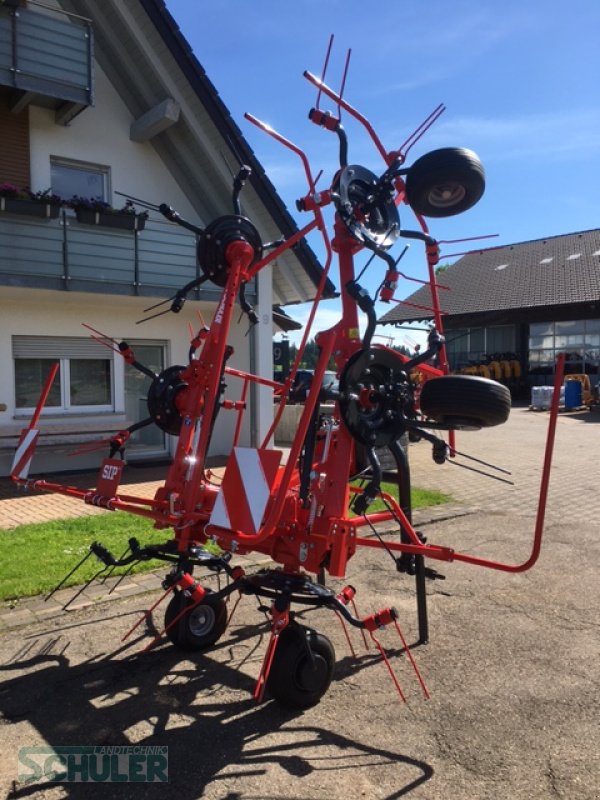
[96, 458, 124, 497]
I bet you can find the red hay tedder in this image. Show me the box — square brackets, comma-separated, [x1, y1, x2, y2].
[11, 41, 564, 709]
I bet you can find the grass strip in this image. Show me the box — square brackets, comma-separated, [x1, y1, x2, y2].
[0, 483, 450, 601]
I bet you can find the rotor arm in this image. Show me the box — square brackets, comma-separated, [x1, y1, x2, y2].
[345, 279, 377, 349]
[232, 165, 252, 214]
[308, 107, 348, 167]
[158, 203, 204, 236]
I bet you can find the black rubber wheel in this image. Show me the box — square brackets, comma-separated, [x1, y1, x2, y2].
[267, 624, 335, 709]
[164, 589, 228, 651]
[406, 148, 485, 218]
[420, 375, 510, 429]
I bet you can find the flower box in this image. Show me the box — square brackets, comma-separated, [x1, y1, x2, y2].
[0, 197, 60, 218]
[74, 208, 146, 231]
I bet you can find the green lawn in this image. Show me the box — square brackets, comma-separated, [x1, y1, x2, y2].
[0, 483, 450, 601]
[0, 513, 167, 601]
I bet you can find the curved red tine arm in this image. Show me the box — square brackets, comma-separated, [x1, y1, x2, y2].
[245, 112, 318, 193]
[396, 103, 446, 160]
[243, 111, 336, 449]
[303, 71, 390, 163]
[315, 33, 335, 111]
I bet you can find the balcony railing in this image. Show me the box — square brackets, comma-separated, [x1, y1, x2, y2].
[0, 210, 252, 301]
[0, 1, 93, 114]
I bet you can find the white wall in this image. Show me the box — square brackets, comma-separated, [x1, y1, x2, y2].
[0, 286, 255, 475]
[1, 9, 280, 476]
[29, 65, 201, 224]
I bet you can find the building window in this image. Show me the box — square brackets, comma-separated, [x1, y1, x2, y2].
[50, 157, 110, 202]
[14, 360, 62, 409]
[528, 320, 600, 378]
[13, 337, 114, 413]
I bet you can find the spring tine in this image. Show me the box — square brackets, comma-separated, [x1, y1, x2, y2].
[334, 611, 357, 659]
[136, 307, 172, 325]
[450, 448, 511, 475]
[316, 34, 334, 109]
[61, 566, 107, 611]
[351, 598, 369, 650]
[45, 550, 94, 602]
[121, 584, 175, 642]
[369, 630, 406, 702]
[142, 294, 175, 314]
[447, 459, 514, 485]
[392, 618, 430, 699]
[253, 629, 281, 703]
[107, 561, 137, 595]
[337, 48, 352, 117]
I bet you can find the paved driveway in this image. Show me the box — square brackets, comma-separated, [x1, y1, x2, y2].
[0, 406, 598, 799]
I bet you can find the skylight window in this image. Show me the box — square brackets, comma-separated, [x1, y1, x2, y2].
[593, 249, 600, 257]
[494, 264, 508, 271]
[539, 257, 553, 264]
[567, 253, 581, 260]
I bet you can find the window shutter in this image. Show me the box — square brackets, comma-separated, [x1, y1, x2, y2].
[0, 88, 30, 188]
[12, 336, 111, 360]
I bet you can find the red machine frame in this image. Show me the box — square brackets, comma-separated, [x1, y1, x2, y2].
[10, 47, 564, 708]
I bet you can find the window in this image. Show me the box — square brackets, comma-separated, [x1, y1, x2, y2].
[487, 325, 516, 354]
[13, 337, 113, 413]
[50, 157, 110, 202]
[123, 342, 166, 453]
[528, 319, 600, 377]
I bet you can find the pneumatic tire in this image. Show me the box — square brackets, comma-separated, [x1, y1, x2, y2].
[420, 375, 510, 429]
[406, 147, 485, 218]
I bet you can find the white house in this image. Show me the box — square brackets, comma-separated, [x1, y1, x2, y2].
[0, 0, 332, 475]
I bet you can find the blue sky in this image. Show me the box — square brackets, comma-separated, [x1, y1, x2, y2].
[165, 0, 600, 348]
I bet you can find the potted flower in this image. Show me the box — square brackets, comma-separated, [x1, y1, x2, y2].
[0, 183, 62, 218]
[69, 196, 148, 231]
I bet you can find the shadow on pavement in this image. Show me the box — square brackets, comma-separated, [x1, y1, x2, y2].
[1, 616, 433, 800]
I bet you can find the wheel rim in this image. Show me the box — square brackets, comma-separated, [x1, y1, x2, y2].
[426, 181, 466, 209]
[188, 604, 216, 637]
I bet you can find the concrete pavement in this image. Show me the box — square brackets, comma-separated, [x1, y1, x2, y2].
[0, 405, 598, 799]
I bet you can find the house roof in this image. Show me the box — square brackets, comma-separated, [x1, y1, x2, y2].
[58, 0, 335, 306]
[380, 228, 600, 326]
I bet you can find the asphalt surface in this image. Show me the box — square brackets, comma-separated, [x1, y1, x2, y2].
[0, 406, 598, 799]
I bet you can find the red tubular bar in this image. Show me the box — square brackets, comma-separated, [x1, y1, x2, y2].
[18, 478, 177, 523]
[30, 362, 59, 430]
[232, 376, 250, 448]
[354, 357, 564, 572]
[209, 328, 339, 547]
[451, 352, 566, 572]
[246, 218, 319, 280]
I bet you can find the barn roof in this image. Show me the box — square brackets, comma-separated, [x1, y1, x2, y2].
[380, 228, 600, 325]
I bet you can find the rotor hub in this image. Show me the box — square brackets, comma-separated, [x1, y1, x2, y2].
[197, 215, 263, 286]
[338, 348, 413, 446]
[333, 165, 400, 250]
[147, 365, 188, 435]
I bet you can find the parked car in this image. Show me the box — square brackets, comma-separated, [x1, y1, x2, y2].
[288, 369, 339, 403]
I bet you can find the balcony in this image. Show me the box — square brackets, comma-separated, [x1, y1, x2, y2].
[0, 1, 93, 121]
[0, 210, 250, 301]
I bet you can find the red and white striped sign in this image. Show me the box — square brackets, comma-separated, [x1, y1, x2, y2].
[209, 447, 281, 534]
[11, 428, 40, 480]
